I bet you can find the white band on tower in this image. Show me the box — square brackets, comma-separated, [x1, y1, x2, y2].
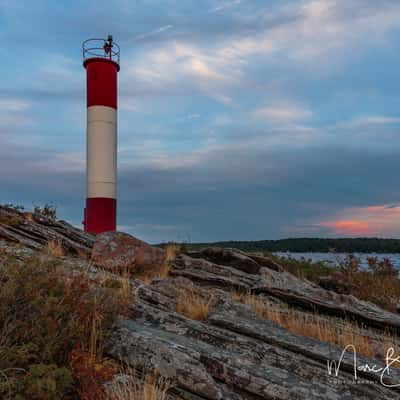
[87, 105, 117, 199]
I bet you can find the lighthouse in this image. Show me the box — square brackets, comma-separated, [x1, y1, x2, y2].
[82, 36, 120, 234]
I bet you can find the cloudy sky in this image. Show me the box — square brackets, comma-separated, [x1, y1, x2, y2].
[1, 0, 400, 243]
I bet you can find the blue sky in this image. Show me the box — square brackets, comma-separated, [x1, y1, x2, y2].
[1, 0, 400, 243]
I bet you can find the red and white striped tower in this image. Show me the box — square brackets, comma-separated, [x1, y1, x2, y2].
[82, 36, 120, 234]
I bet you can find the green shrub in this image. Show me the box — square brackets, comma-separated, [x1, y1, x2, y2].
[268, 253, 339, 281]
[0, 255, 120, 399]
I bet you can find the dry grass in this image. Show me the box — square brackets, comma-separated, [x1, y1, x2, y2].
[88, 295, 107, 359]
[0, 213, 21, 226]
[176, 289, 211, 321]
[119, 270, 132, 304]
[24, 212, 34, 222]
[134, 265, 170, 284]
[46, 239, 65, 257]
[96, 268, 132, 317]
[165, 242, 178, 265]
[77, 248, 90, 260]
[135, 242, 178, 284]
[234, 291, 400, 361]
[338, 257, 400, 312]
[233, 291, 267, 320]
[153, 262, 171, 281]
[106, 370, 171, 400]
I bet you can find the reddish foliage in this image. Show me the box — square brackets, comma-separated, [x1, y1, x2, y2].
[336, 256, 400, 312]
[0, 255, 122, 399]
[69, 345, 116, 400]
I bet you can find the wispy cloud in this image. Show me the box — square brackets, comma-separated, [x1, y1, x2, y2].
[208, 0, 242, 14]
[133, 25, 173, 41]
[0, 98, 32, 131]
[252, 102, 312, 122]
[349, 116, 400, 126]
[125, 40, 239, 103]
[0, 99, 30, 111]
[123, 0, 400, 109]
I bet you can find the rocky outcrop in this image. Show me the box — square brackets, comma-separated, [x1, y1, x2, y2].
[171, 253, 400, 332]
[106, 276, 400, 400]
[0, 205, 93, 256]
[104, 250, 400, 400]
[2, 208, 400, 399]
[91, 231, 167, 273]
[186, 247, 284, 274]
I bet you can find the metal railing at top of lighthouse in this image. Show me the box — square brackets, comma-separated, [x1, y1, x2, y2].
[82, 35, 120, 65]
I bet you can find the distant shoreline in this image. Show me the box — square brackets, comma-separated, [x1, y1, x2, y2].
[174, 238, 400, 253]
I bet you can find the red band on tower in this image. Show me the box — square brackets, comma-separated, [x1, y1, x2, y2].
[84, 58, 119, 109]
[84, 198, 117, 233]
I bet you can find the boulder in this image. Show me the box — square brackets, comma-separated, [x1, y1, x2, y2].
[91, 231, 166, 273]
[187, 247, 262, 274]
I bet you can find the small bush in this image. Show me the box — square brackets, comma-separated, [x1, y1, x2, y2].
[69, 346, 116, 400]
[269, 253, 339, 281]
[335, 256, 400, 312]
[33, 203, 57, 220]
[0, 255, 121, 399]
[272, 253, 400, 312]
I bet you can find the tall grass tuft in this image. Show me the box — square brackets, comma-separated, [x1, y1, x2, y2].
[234, 291, 400, 361]
[46, 239, 65, 257]
[176, 289, 211, 321]
[106, 369, 171, 400]
[135, 242, 177, 284]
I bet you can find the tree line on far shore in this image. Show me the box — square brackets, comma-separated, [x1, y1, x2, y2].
[185, 238, 400, 253]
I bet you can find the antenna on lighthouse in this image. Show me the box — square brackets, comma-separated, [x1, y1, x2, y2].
[82, 36, 120, 234]
[104, 35, 113, 58]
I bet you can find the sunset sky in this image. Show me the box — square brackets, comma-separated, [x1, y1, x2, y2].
[1, 0, 400, 243]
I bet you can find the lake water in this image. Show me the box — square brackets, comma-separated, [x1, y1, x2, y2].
[274, 252, 400, 269]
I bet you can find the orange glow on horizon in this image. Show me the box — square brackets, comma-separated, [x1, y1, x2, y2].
[318, 204, 400, 236]
[321, 220, 374, 236]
